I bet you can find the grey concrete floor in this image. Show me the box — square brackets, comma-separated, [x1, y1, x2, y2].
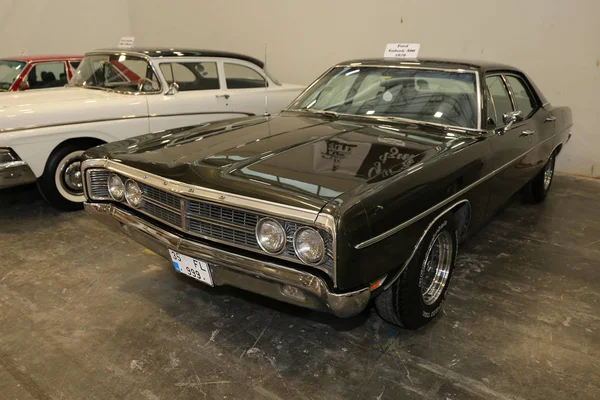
[0, 174, 599, 400]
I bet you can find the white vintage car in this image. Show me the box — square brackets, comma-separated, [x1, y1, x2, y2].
[0, 48, 304, 209]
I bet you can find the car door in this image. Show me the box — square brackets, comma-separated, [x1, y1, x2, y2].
[485, 73, 538, 213]
[146, 59, 235, 132]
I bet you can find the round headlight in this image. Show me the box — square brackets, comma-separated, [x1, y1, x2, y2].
[294, 227, 325, 264]
[124, 180, 143, 208]
[108, 174, 125, 201]
[256, 218, 286, 254]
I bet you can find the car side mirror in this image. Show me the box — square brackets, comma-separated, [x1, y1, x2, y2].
[166, 82, 179, 96]
[502, 110, 524, 132]
[18, 81, 30, 91]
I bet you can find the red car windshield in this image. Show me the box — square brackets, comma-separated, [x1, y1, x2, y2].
[0, 60, 26, 91]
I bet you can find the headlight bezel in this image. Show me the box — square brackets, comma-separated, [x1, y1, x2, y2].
[107, 173, 125, 201]
[124, 179, 143, 208]
[293, 226, 326, 265]
[255, 217, 287, 255]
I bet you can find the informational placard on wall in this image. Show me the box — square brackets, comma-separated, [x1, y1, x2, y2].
[18, 48, 28, 56]
[118, 37, 136, 49]
[384, 43, 420, 59]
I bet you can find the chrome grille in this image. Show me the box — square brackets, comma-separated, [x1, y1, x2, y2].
[85, 169, 334, 276]
[86, 169, 110, 200]
[141, 201, 182, 227]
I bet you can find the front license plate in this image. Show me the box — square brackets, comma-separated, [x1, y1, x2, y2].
[168, 249, 214, 286]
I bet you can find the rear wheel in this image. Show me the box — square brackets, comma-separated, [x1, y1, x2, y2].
[375, 215, 458, 329]
[525, 152, 555, 203]
[37, 142, 96, 211]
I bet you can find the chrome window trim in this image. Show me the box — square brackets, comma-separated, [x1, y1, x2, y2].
[82, 159, 338, 284]
[286, 64, 482, 133]
[355, 130, 565, 249]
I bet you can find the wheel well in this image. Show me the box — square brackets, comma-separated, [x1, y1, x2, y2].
[47, 137, 106, 163]
[554, 143, 563, 156]
[450, 201, 471, 242]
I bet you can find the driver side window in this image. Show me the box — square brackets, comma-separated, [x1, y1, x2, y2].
[485, 75, 513, 127]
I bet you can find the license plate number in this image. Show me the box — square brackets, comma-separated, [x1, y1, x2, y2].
[168, 249, 213, 286]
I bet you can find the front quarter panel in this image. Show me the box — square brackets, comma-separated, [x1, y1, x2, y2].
[333, 136, 494, 290]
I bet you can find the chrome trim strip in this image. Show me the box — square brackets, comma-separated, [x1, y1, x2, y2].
[355, 130, 565, 249]
[0, 112, 254, 133]
[381, 199, 470, 291]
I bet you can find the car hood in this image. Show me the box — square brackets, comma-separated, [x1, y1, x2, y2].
[0, 87, 147, 131]
[86, 114, 461, 211]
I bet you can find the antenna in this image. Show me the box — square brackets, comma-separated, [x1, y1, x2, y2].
[263, 43, 270, 117]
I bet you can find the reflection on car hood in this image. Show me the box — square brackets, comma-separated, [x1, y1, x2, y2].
[88, 114, 464, 211]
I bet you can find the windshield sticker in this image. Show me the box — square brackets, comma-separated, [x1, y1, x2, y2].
[382, 91, 393, 102]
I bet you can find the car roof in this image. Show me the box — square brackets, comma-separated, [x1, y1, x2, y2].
[92, 48, 264, 69]
[0, 55, 83, 62]
[338, 58, 520, 73]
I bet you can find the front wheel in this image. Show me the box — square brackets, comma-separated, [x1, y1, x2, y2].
[375, 215, 458, 329]
[37, 144, 88, 211]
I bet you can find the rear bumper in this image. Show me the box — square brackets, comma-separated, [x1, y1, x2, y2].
[84, 202, 371, 317]
[0, 161, 37, 189]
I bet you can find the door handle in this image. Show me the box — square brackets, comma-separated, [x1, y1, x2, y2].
[216, 94, 230, 99]
[545, 116, 556, 122]
[520, 129, 535, 137]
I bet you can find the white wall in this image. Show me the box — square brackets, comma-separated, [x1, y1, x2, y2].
[0, 0, 131, 57]
[3, 0, 599, 176]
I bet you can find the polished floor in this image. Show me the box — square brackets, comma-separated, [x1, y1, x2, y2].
[1, 174, 599, 400]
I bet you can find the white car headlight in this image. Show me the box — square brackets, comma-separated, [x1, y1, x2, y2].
[294, 227, 325, 264]
[108, 174, 125, 201]
[256, 218, 286, 254]
[125, 180, 143, 208]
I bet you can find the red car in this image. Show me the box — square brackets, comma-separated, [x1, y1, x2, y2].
[0, 55, 83, 92]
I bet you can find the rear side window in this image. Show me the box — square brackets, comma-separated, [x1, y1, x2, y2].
[485, 75, 513, 126]
[224, 63, 265, 89]
[160, 62, 219, 91]
[506, 75, 536, 118]
[27, 61, 68, 89]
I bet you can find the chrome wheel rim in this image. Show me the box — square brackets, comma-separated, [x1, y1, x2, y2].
[421, 231, 453, 306]
[64, 160, 83, 192]
[543, 156, 554, 191]
[54, 150, 86, 202]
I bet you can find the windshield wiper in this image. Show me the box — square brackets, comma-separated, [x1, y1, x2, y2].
[298, 108, 339, 119]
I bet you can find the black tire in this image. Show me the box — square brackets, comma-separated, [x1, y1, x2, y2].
[524, 152, 555, 204]
[375, 214, 458, 329]
[37, 142, 92, 211]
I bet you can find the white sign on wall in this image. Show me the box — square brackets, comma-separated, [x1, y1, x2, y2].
[118, 37, 136, 49]
[384, 43, 420, 59]
[18, 48, 28, 56]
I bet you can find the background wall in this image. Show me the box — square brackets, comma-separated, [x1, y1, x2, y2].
[2, 0, 599, 176]
[0, 0, 131, 57]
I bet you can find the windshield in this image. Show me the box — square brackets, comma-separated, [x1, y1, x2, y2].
[289, 66, 478, 129]
[0, 60, 26, 91]
[70, 53, 160, 93]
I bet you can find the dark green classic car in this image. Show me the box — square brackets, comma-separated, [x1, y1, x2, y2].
[82, 58, 572, 328]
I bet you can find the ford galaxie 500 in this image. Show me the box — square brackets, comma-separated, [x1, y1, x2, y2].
[82, 58, 572, 328]
[0, 48, 303, 209]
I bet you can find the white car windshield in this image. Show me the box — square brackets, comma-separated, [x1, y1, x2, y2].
[0, 60, 26, 91]
[289, 66, 478, 129]
[70, 53, 160, 93]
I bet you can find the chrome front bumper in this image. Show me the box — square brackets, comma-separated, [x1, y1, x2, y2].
[0, 161, 37, 189]
[84, 203, 371, 317]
